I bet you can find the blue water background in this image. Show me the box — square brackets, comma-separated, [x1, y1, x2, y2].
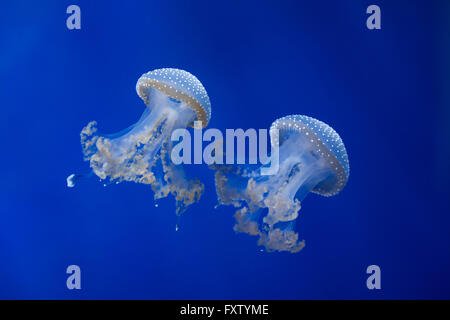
[0, 0, 449, 299]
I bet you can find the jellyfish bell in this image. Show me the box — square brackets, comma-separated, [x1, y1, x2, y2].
[73, 68, 211, 214]
[269, 115, 349, 199]
[136, 68, 211, 128]
[213, 114, 349, 253]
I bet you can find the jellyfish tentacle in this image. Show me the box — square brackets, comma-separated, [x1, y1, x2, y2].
[154, 139, 205, 215]
[66, 171, 94, 187]
[83, 93, 197, 201]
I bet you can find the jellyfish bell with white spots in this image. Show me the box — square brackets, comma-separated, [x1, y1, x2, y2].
[213, 115, 349, 253]
[70, 68, 211, 215]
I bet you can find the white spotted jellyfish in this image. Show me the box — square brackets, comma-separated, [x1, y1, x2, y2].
[68, 68, 211, 215]
[213, 115, 349, 253]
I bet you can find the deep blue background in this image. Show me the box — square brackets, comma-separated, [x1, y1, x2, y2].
[1, 0, 449, 299]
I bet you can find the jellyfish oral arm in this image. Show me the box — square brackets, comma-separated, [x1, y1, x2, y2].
[213, 133, 336, 253]
[253, 136, 331, 225]
[79, 87, 204, 214]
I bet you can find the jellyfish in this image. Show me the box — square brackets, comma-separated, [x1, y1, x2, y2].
[70, 68, 211, 215]
[212, 115, 349, 253]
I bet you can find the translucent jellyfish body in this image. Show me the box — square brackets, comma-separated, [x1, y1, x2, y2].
[213, 115, 349, 253]
[78, 68, 211, 214]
